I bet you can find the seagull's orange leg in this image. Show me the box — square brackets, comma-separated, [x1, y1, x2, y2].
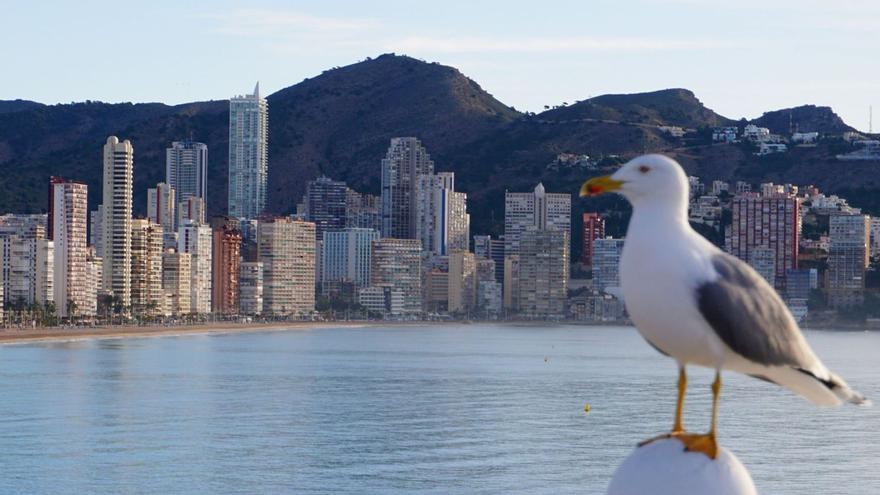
[638, 366, 688, 447]
[675, 371, 720, 459]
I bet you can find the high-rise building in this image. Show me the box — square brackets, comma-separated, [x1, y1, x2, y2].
[178, 222, 212, 314]
[130, 219, 165, 317]
[474, 234, 505, 283]
[370, 238, 422, 315]
[258, 218, 316, 315]
[448, 251, 476, 314]
[228, 83, 268, 219]
[827, 214, 870, 308]
[504, 183, 571, 256]
[178, 196, 206, 228]
[211, 220, 242, 315]
[239, 261, 263, 316]
[303, 176, 348, 241]
[593, 238, 625, 293]
[84, 246, 100, 316]
[162, 250, 191, 316]
[147, 182, 177, 247]
[475, 258, 502, 317]
[345, 189, 381, 232]
[581, 213, 605, 265]
[503, 254, 520, 311]
[726, 194, 799, 290]
[415, 172, 469, 256]
[90, 206, 103, 256]
[0, 216, 53, 310]
[380, 137, 434, 239]
[321, 228, 379, 296]
[166, 140, 208, 206]
[517, 228, 570, 319]
[100, 136, 134, 305]
[51, 179, 90, 318]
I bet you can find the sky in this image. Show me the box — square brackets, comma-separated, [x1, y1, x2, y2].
[1, 0, 878, 131]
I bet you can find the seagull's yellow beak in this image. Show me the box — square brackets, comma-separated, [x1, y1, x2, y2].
[580, 176, 624, 197]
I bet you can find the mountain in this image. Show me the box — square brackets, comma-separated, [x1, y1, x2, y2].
[751, 105, 856, 135]
[538, 88, 734, 129]
[0, 54, 873, 260]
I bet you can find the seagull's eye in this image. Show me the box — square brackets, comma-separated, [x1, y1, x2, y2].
[639, 165, 650, 174]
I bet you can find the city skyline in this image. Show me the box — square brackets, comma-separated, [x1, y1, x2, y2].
[2, 2, 878, 132]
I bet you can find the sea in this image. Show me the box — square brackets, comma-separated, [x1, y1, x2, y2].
[0, 324, 877, 494]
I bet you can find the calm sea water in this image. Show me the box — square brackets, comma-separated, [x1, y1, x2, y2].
[0, 324, 877, 494]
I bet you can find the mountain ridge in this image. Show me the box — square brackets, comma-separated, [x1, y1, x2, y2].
[0, 54, 872, 254]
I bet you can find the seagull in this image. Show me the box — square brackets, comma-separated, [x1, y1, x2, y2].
[580, 154, 868, 459]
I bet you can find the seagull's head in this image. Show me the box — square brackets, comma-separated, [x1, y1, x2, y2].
[579, 154, 689, 208]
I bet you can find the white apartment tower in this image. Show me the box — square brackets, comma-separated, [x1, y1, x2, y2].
[51, 179, 90, 318]
[416, 172, 470, 256]
[504, 183, 571, 256]
[258, 218, 316, 315]
[100, 136, 134, 305]
[228, 83, 268, 219]
[162, 250, 191, 316]
[166, 140, 208, 207]
[131, 219, 165, 317]
[178, 222, 213, 314]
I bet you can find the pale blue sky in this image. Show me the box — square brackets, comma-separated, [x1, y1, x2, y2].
[2, 0, 877, 131]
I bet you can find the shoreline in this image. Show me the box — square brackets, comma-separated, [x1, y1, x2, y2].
[0, 318, 872, 346]
[0, 321, 379, 345]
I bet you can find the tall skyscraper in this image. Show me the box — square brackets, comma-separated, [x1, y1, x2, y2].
[228, 83, 268, 219]
[303, 176, 348, 241]
[321, 228, 379, 296]
[178, 222, 213, 314]
[211, 219, 242, 315]
[827, 214, 870, 308]
[517, 228, 570, 319]
[581, 212, 605, 265]
[416, 172, 469, 256]
[100, 136, 134, 305]
[726, 194, 799, 290]
[147, 182, 176, 247]
[130, 219, 165, 317]
[166, 140, 208, 206]
[505, 183, 571, 256]
[258, 218, 316, 315]
[51, 179, 90, 317]
[370, 238, 422, 315]
[380, 137, 434, 239]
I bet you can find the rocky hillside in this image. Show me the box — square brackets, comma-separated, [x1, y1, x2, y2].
[0, 54, 874, 260]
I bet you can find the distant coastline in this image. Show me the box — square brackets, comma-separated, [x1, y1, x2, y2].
[1, 318, 872, 346]
[0, 321, 379, 345]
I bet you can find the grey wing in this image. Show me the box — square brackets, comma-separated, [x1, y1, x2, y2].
[695, 252, 813, 368]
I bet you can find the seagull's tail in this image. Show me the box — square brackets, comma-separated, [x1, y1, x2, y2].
[827, 371, 871, 407]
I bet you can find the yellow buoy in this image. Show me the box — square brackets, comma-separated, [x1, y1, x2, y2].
[584, 403, 591, 413]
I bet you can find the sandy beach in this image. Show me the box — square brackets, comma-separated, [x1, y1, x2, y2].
[0, 320, 375, 345]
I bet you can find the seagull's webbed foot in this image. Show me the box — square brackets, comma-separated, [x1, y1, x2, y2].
[638, 431, 718, 459]
[636, 429, 685, 448]
[674, 432, 718, 459]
